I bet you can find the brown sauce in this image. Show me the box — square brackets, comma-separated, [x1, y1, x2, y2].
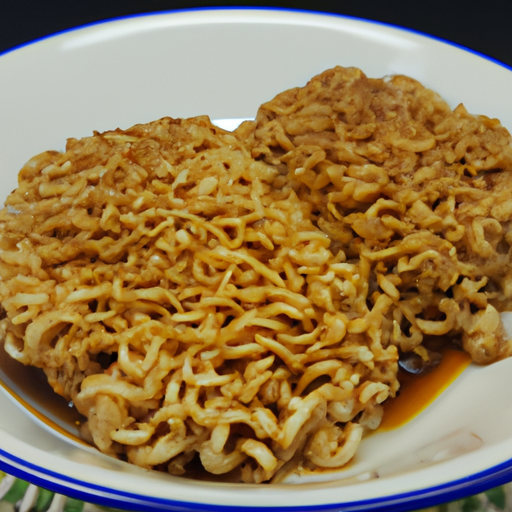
[1, 346, 472, 451]
[0, 348, 87, 445]
[378, 348, 472, 432]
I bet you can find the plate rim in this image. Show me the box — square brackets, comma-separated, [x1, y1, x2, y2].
[3, 443, 512, 512]
[1, 5, 511, 74]
[1, 6, 512, 512]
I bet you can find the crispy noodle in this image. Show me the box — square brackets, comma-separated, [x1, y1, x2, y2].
[0, 66, 512, 483]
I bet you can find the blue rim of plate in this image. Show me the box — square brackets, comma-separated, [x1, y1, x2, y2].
[1, 5, 511, 74]
[3, 443, 512, 512]
[1, 6, 512, 512]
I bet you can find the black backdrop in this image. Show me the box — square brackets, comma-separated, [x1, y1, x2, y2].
[2, 0, 512, 68]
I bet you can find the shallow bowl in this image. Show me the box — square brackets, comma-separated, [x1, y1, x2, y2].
[1, 8, 512, 512]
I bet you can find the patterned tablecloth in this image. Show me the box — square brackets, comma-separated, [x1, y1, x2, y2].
[1, 471, 511, 512]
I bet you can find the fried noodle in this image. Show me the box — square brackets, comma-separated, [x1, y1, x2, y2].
[0, 66, 511, 482]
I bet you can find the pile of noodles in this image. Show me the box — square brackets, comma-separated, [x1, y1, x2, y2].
[0, 66, 511, 483]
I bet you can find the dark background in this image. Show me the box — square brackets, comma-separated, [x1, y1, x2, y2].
[2, 0, 512, 68]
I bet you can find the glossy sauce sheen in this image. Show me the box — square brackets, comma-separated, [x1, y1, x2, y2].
[378, 348, 472, 431]
[1, 347, 471, 446]
[0, 349, 86, 444]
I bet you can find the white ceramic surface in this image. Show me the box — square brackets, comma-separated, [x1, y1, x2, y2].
[1, 8, 512, 512]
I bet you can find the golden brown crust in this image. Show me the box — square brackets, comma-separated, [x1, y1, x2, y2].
[1, 66, 512, 482]
[240, 65, 512, 363]
[0, 113, 397, 482]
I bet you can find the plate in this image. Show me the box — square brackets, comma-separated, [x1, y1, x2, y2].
[1, 8, 512, 512]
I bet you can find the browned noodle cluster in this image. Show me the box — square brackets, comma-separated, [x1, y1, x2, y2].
[0, 66, 511, 483]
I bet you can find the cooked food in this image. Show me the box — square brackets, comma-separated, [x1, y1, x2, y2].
[0, 66, 511, 483]
[238, 66, 512, 363]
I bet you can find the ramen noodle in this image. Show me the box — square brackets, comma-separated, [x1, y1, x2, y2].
[0, 66, 511, 483]
[238, 66, 512, 363]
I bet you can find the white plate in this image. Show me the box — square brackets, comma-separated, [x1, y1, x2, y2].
[1, 8, 512, 512]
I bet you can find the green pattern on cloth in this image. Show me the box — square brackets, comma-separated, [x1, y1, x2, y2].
[417, 486, 511, 512]
[2, 470, 512, 511]
[0, 471, 120, 512]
